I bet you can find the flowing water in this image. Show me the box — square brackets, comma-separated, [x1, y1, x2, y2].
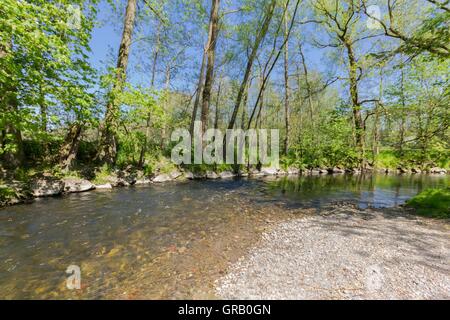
[0, 174, 448, 299]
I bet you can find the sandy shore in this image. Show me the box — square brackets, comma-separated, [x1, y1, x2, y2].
[216, 206, 450, 300]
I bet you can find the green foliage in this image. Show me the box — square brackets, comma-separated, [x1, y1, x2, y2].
[92, 164, 113, 185]
[287, 107, 359, 169]
[407, 188, 450, 219]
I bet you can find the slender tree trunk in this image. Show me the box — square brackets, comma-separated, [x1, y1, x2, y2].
[0, 42, 24, 168]
[59, 123, 82, 171]
[200, 0, 221, 135]
[283, 4, 290, 155]
[241, 80, 250, 130]
[344, 40, 365, 168]
[398, 67, 406, 156]
[2, 94, 24, 168]
[151, 23, 161, 88]
[189, 34, 211, 136]
[372, 69, 383, 164]
[247, 0, 301, 130]
[227, 0, 276, 130]
[254, 72, 265, 129]
[97, 0, 137, 165]
[299, 43, 314, 122]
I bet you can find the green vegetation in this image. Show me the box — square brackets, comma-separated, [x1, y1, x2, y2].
[407, 188, 450, 219]
[0, 0, 449, 184]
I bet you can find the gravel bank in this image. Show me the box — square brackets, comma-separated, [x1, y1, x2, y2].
[216, 206, 450, 300]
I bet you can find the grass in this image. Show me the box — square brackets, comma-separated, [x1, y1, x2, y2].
[407, 187, 450, 219]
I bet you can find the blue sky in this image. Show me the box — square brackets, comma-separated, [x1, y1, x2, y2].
[85, 0, 387, 105]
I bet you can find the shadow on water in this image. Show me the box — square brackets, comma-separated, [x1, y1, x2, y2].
[0, 174, 448, 299]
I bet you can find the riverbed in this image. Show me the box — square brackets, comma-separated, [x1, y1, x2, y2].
[0, 174, 448, 299]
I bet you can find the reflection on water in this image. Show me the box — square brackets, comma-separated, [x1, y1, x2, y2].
[0, 174, 448, 299]
[263, 174, 448, 209]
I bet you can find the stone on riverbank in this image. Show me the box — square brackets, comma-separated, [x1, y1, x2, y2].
[220, 171, 235, 179]
[31, 179, 64, 197]
[170, 170, 183, 180]
[96, 183, 113, 190]
[430, 167, 447, 175]
[207, 171, 220, 179]
[63, 179, 95, 193]
[261, 167, 278, 176]
[329, 167, 345, 174]
[153, 174, 173, 183]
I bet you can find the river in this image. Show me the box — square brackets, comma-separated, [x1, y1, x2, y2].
[0, 174, 448, 299]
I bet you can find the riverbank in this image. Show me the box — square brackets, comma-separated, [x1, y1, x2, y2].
[1, 165, 448, 208]
[215, 205, 450, 300]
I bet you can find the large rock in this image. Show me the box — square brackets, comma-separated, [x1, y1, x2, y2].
[261, 167, 278, 176]
[206, 171, 220, 179]
[309, 169, 321, 175]
[220, 171, 235, 179]
[411, 168, 422, 174]
[329, 167, 345, 174]
[430, 167, 447, 174]
[31, 179, 64, 197]
[170, 170, 183, 180]
[63, 179, 95, 193]
[152, 174, 172, 183]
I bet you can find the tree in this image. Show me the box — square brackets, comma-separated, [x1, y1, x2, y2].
[0, 0, 97, 169]
[97, 0, 137, 165]
[227, 0, 277, 130]
[200, 0, 221, 135]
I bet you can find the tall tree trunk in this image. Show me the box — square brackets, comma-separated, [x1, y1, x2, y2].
[2, 93, 24, 168]
[97, 0, 137, 165]
[372, 68, 383, 164]
[227, 0, 276, 130]
[59, 123, 82, 171]
[254, 71, 265, 129]
[189, 31, 212, 136]
[0, 42, 24, 168]
[283, 3, 290, 155]
[344, 40, 365, 168]
[398, 67, 406, 156]
[240, 80, 251, 130]
[247, 0, 300, 130]
[299, 43, 314, 122]
[151, 22, 161, 88]
[200, 0, 221, 136]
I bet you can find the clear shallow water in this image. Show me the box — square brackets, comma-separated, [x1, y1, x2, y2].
[0, 174, 448, 299]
